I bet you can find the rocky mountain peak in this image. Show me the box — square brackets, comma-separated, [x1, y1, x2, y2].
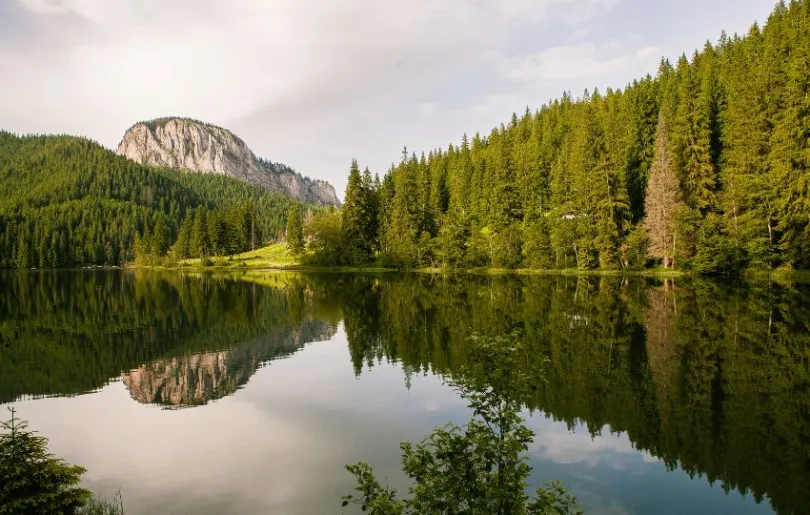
[116, 117, 340, 206]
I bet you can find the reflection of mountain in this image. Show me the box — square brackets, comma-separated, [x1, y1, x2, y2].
[122, 321, 335, 407]
[0, 271, 340, 403]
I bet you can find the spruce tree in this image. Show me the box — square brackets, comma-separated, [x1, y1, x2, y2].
[341, 160, 370, 264]
[644, 116, 683, 267]
[151, 217, 170, 257]
[174, 216, 193, 259]
[0, 408, 92, 514]
[673, 53, 718, 213]
[361, 167, 380, 255]
[383, 162, 419, 267]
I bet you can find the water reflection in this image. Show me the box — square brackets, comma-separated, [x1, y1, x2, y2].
[0, 270, 338, 405]
[337, 275, 810, 515]
[122, 319, 334, 408]
[1, 271, 808, 514]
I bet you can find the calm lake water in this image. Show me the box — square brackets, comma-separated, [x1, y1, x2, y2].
[1, 270, 807, 514]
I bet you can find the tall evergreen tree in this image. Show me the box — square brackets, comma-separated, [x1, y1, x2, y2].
[189, 206, 210, 259]
[174, 216, 193, 259]
[644, 116, 683, 267]
[361, 167, 380, 254]
[341, 160, 371, 264]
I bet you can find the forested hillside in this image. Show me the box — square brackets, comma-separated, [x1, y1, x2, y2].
[0, 132, 300, 268]
[317, 1, 810, 273]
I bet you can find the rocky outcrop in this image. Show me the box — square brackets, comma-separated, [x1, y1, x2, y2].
[116, 117, 340, 206]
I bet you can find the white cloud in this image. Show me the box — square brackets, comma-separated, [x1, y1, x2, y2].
[527, 420, 660, 470]
[499, 42, 662, 82]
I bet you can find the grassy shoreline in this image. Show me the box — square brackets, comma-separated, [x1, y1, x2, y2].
[123, 243, 810, 281]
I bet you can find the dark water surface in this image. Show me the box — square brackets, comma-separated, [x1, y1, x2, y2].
[1, 270, 808, 514]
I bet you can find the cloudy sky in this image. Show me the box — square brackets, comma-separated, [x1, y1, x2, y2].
[1, 0, 775, 197]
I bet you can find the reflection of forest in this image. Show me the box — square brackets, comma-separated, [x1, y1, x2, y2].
[1, 271, 807, 514]
[337, 274, 810, 515]
[0, 271, 340, 404]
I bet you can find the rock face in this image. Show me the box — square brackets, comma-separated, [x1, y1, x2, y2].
[116, 117, 340, 206]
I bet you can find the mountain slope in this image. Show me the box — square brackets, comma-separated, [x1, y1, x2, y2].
[0, 131, 300, 267]
[117, 117, 340, 206]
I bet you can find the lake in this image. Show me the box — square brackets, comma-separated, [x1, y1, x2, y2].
[1, 270, 807, 514]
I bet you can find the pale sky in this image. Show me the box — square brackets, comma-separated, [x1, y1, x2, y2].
[0, 0, 776, 198]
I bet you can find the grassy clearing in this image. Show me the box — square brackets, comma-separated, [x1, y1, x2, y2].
[179, 242, 300, 269]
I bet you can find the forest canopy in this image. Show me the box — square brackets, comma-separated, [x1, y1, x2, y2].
[307, 0, 810, 273]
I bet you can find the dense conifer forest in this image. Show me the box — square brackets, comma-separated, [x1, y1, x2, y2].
[0, 132, 302, 267]
[311, 1, 810, 273]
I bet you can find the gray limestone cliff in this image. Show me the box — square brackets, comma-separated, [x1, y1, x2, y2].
[116, 117, 340, 206]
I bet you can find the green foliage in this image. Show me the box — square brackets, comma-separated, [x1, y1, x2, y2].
[189, 206, 210, 259]
[0, 133, 299, 267]
[342, 334, 581, 515]
[174, 216, 193, 259]
[305, 209, 345, 266]
[0, 408, 92, 514]
[438, 210, 470, 268]
[523, 216, 553, 269]
[491, 224, 524, 269]
[622, 224, 650, 269]
[692, 235, 750, 276]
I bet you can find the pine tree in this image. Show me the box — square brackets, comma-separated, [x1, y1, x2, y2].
[189, 206, 210, 259]
[673, 53, 717, 213]
[151, 217, 170, 257]
[15, 228, 29, 269]
[0, 408, 92, 514]
[341, 160, 370, 264]
[361, 167, 380, 254]
[174, 216, 193, 259]
[644, 116, 683, 267]
[383, 161, 419, 267]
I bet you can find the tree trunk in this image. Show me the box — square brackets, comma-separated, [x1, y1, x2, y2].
[671, 231, 677, 269]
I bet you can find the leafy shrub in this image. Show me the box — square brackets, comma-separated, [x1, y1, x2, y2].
[692, 236, 750, 276]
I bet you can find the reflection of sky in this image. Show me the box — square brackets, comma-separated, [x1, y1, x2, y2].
[524, 418, 771, 515]
[4, 326, 773, 515]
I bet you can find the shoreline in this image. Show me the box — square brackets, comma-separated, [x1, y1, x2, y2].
[120, 263, 810, 282]
[6, 263, 809, 282]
